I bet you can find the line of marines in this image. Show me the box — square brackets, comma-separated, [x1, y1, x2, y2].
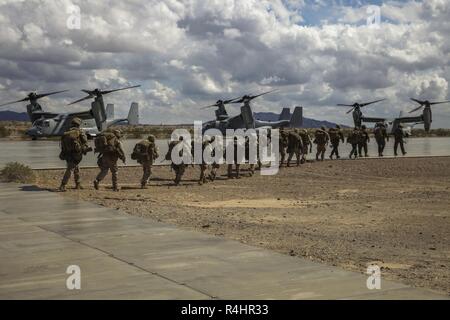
[58, 117, 408, 191]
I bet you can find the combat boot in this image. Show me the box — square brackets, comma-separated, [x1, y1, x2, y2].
[112, 185, 120, 192]
[75, 183, 83, 190]
[141, 183, 147, 189]
[93, 180, 99, 190]
[58, 185, 66, 192]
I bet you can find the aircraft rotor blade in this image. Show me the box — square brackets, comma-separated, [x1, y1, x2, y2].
[101, 85, 141, 95]
[430, 100, 450, 105]
[0, 90, 68, 107]
[0, 97, 30, 107]
[409, 105, 424, 113]
[35, 90, 69, 99]
[346, 107, 355, 114]
[360, 99, 386, 107]
[200, 104, 218, 109]
[67, 95, 93, 106]
[250, 89, 278, 100]
[410, 98, 425, 105]
[337, 104, 354, 107]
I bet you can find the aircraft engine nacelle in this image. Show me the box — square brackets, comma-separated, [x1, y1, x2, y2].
[241, 105, 255, 129]
[423, 107, 432, 132]
[352, 108, 363, 128]
[91, 99, 107, 131]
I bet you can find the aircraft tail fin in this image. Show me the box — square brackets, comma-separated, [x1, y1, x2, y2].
[279, 108, 291, 121]
[106, 104, 114, 120]
[290, 106, 303, 128]
[127, 102, 139, 125]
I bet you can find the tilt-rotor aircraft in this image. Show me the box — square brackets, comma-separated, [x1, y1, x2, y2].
[201, 90, 303, 133]
[0, 86, 140, 139]
[336, 98, 449, 134]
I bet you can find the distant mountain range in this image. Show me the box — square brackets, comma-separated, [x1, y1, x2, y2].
[254, 112, 348, 128]
[0, 111, 28, 121]
[0, 110, 346, 128]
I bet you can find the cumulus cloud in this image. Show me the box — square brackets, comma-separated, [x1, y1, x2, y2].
[0, 0, 449, 128]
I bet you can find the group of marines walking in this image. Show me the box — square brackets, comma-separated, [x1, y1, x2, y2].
[58, 117, 408, 192]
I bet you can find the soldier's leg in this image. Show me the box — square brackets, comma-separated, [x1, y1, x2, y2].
[280, 151, 286, 167]
[295, 150, 301, 166]
[335, 143, 340, 159]
[364, 143, 368, 157]
[199, 164, 206, 185]
[74, 164, 82, 189]
[227, 164, 233, 178]
[400, 141, 406, 155]
[236, 164, 241, 179]
[111, 161, 119, 191]
[60, 161, 75, 191]
[321, 146, 325, 161]
[178, 164, 186, 184]
[141, 162, 151, 188]
[394, 140, 399, 156]
[287, 152, 294, 167]
[209, 164, 218, 181]
[249, 164, 255, 176]
[329, 145, 336, 159]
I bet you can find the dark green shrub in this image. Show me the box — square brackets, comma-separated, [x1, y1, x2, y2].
[0, 162, 35, 183]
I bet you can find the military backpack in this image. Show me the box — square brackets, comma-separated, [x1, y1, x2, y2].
[61, 129, 83, 155]
[314, 130, 327, 144]
[94, 132, 117, 154]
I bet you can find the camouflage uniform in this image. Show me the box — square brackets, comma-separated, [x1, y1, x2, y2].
[374, 122, 389, 157]
[246, 135, 261, 176]
[329, 125, 345, 159]
[227, 137, 243, 179]
[394, 124, 407, 156]
[279, 129, 289, 167]
[198, 138, 212, 185]
[358, 125, 370, 157]
[135, 135, 159, 189]
[167, 137, 187, 185]
[347, 128, 360, 159]
[298, 129, 312, 164]
[286, 130, 303, 167]
[314, 127, 329, 161]
[59, 118, 89, 191]
[94, 130, 126, 191]
[208, 136, 220, 181]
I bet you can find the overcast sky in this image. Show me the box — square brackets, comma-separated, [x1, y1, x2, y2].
[0, 0, 449, 127]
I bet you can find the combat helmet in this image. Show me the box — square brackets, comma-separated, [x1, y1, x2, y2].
[71, 117, 82, 127]
[112, 129, 122, 138]
[147, 134, 155, 143]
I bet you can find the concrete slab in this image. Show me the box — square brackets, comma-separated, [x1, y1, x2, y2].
[0, 183, 447, 300]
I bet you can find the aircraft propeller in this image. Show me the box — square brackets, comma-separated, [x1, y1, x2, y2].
[200, 96, 242, 109]
[231, 89, 279, 104]
[337, 99, 386, 114]
[409, 98, 450, 113]
[68, 85, 141, 105]
[0, 90, 68, 107]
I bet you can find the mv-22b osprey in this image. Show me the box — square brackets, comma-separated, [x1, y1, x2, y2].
[0, 85, 140, 139]
[201, 90, 303, 133]
[337, 98, 450, 134]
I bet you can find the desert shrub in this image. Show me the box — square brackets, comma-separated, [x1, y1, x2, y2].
[0, 162, 35, 183]
[0, 125, 10, 138]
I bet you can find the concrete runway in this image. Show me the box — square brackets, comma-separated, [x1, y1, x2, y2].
[1, 137, 450, 169]
[0, 183, 447, 299]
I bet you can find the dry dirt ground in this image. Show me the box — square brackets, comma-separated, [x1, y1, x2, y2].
[35, 157, 450, 295]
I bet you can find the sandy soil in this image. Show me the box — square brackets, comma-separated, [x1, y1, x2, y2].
[35, 157, 450, 295]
